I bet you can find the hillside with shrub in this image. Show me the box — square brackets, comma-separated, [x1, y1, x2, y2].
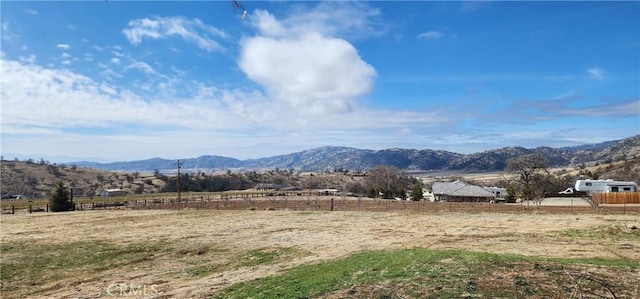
[0, 159, 165, 199]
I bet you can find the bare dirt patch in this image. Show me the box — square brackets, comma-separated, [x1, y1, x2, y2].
[2, 209, 639, 298]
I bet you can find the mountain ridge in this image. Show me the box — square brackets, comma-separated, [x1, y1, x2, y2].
[67, 135, 640, 173]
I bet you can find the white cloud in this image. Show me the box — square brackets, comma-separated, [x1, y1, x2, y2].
[100, 68, 122, 80]
[0, 57, 272, 131]
[111, 58, 120, 65]
[588, 67, 604, 80]
[240, 7, 378, 115]
[56, 43, 70, 49]
[417, 31, 443, 39]
[561, 99, 639, 117]
[61, 60, 71, 65]
[250, 2, 384, 40]
[25, 9, 38, 15]
[1, 22, 17, 41]
[8, 53, 630, 161]
[18, 54, 36, 64]
[123, 16, 227, 52]
[1, 55, 437, 137]
[125, 61, 156, 75]
[2, 125, 60, 135]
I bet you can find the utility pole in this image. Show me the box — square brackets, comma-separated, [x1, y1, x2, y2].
[176, 160, 181, 202]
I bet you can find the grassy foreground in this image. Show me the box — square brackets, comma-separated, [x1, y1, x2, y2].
[212, 248, 640, 299]
[4, 239, 638, 298]
[1, 239, 302, 298]
[2, 210, 638, 298]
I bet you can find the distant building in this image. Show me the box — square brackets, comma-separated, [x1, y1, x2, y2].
[99, 189, 126, 197]
[254, 183, 285, 191]
[432, 180, 496, 202]
[484, 187, 507, 200]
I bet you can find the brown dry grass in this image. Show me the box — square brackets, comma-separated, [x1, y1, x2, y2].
[2, 209, 639, 298]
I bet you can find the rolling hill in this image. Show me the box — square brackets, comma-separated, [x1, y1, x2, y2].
[3, 135, 639, 199]
[70, 135, 640, 173]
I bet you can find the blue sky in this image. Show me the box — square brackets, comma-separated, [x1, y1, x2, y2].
[1, 1, 639, 163]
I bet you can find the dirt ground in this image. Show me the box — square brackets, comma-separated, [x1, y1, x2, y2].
[2, 209, 639, 298]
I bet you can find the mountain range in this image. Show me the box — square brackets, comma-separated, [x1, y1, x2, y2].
[71, 135, 640, 173]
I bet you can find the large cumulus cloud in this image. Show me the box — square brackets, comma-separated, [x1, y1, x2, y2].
[238, 9, 377, 115]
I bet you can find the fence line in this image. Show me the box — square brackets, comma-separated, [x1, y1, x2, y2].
[592, 192, 640, 204]
[4, 195, 639, 215]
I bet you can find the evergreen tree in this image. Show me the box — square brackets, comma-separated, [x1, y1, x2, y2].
[49, 182, 75, 212]
[410, 184, 424, 201]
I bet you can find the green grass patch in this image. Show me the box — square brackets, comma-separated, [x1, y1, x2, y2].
[1, 240, 163, 296]
[1, 236, 304, 298]
[212, 248, 640, 299]
[0, 239, 232, 298]
[240, 247, 298, 267]
[560, 224, 640, 241]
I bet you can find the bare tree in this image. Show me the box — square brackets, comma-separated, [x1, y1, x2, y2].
[364, 165, 411, 199]
[506, 153, 549, 205]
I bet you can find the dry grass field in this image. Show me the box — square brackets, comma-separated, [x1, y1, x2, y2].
[2, 209, 639, 298]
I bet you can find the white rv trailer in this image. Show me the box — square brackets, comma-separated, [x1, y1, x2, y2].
[574, 179, 638, 194]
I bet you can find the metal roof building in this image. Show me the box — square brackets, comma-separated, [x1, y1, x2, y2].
[431, 180, 496, 202]
[99, 188, 126, 197]
[254, 183, 285, 191]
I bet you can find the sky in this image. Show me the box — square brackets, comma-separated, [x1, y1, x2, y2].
[1, 1, 639, 163]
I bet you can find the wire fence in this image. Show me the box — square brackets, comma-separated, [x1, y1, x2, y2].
[3, 194, 639, 215]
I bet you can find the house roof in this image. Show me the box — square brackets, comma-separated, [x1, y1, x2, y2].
[432, 180, 495, 197]
[484, 186, 507, 193]
[255, 183, 285, 189]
